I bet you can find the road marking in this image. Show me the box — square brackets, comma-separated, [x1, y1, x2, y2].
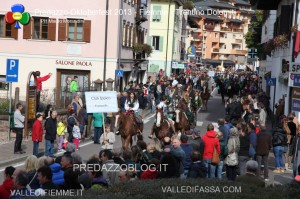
[144, 113, 155, 123]
[196, 121, 203, 126]
[0, 141, 94, 172]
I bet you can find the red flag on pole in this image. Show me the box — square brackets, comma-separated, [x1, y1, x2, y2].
[294, 31, 300, 59]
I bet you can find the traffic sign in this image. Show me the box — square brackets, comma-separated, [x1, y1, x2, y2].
[294, 74, 300, 87]
[267, 77, 276, 86]
[6, 59, 19, 82]
[116, 70, 124, 78]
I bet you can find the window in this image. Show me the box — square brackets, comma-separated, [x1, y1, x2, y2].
[215, 33, 218, 38]
[224, 45, 226, 49]
[224, 33, 227, 38]
[67, 19, 83, 41]
[33, 17, 49, 39]
[233, 34, 236, 38]
[0, 15, 12, 38]
[153, 6, 161, 22]
[152, 36, 160, 50]
[127, 23, 131, 47]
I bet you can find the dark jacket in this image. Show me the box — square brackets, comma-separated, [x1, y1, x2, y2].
[45, 117, 57, 141]
[256, 131, 272, 156]
[91, 176, 108, 191]
[120, 96, 126, 109]
[187, 161, 207, 178]
[50, 163, 64, 186]
[239, 134, 250, 157]
[138, 95, 148, 110]
[180, 143, 193, 170]
[188, 137, 205, 157]
[27, 170, 40, 190]
[272, 128, 288, 147]
[236, 173, 265, 187]
[219, 137, 228, 161]
[219, 125, 230, 143]
[41, 181, 60, 190]
[288, 121, 297, 136]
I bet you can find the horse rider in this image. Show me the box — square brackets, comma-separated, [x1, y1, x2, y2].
[177, 92, 194, 125]
[148, 96, 176, 139]
[166, 80, 179, 108]
[116, 91, 143, 135]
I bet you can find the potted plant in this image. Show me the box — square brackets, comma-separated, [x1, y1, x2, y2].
[273, 34, 288, 49]
[133, 43, 143, 54]
[142, 44, 153, 57]
[291, 24, 298, 33]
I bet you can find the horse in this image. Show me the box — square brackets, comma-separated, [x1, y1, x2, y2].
[201, 84, 210, 111]
[174, 109, 190, 135]
[115, 111, 143, 150]
[152, 108, 175, 140]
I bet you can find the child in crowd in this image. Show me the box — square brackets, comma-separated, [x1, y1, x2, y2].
[32, 113, 43, 157]
[73, 121, 81, 150]
[100, 124, 115, 150]
[57, 118, 66, 152]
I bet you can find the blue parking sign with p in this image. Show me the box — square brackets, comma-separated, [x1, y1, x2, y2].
[6, 59, 19, 82]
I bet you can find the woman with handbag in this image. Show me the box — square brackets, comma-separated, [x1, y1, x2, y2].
[225, 121, 240, 181]
[202, 124, 220, 179]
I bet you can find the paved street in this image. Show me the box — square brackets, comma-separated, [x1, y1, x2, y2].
[0, 95, 294, 185]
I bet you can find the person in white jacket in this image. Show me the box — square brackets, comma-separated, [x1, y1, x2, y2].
[72, 121, 81, 150]
[14, 103, 25, 154]
[100, 124, 115, 150]
[125, 91, 142, 124]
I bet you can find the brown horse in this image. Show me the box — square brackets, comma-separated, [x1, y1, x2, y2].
[151, 108, 175, 140]
[201, 85, 210, 111]
[115, 111, 143, 150]
[174, 109, 190, 134]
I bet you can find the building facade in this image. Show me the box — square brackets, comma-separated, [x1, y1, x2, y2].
[254, 0, 299, 117]
[189, 0, 253, 67]
[0, 0, 150, 107]
[147, 0, 186, 77]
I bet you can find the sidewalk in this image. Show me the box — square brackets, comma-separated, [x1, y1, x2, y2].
[0, 109, 152, 169]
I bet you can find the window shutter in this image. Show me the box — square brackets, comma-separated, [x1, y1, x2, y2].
[153, 6, 161, 21]
[83, 20, 91, 43]
[147, 35, 152, 46]
[279, 5, 291, 35]
[58, 19, 67, 41]
[23, 18, 32, 39]
[11, 23, 18, 39]
[48, 18, 56, 41]
[159, 36, 163, 51]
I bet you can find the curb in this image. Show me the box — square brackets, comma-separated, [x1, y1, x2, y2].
[0, 138, 93, 169]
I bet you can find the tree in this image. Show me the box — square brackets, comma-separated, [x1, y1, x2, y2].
[244, 10, 264, 56]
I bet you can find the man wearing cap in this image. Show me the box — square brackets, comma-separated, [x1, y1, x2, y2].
[188, 127, 205, 158]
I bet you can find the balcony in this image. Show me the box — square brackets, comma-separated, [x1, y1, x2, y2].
[204, 25, 215, 31]
[196, 47, 202, 52]
[136, 8, 148, 26]
[234, 39, 243, 43]
[230, 49, 248, 55]
[221, 27, 232, 32]
[212, 48, 219, 53]
[233, 28, 243, 33]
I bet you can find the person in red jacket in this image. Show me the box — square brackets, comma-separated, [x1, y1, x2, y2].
[202, 123, 220, 179]
[32, 113, 43, 157]
[35, 71, 52, 111]
[0, 166, 15, 199]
